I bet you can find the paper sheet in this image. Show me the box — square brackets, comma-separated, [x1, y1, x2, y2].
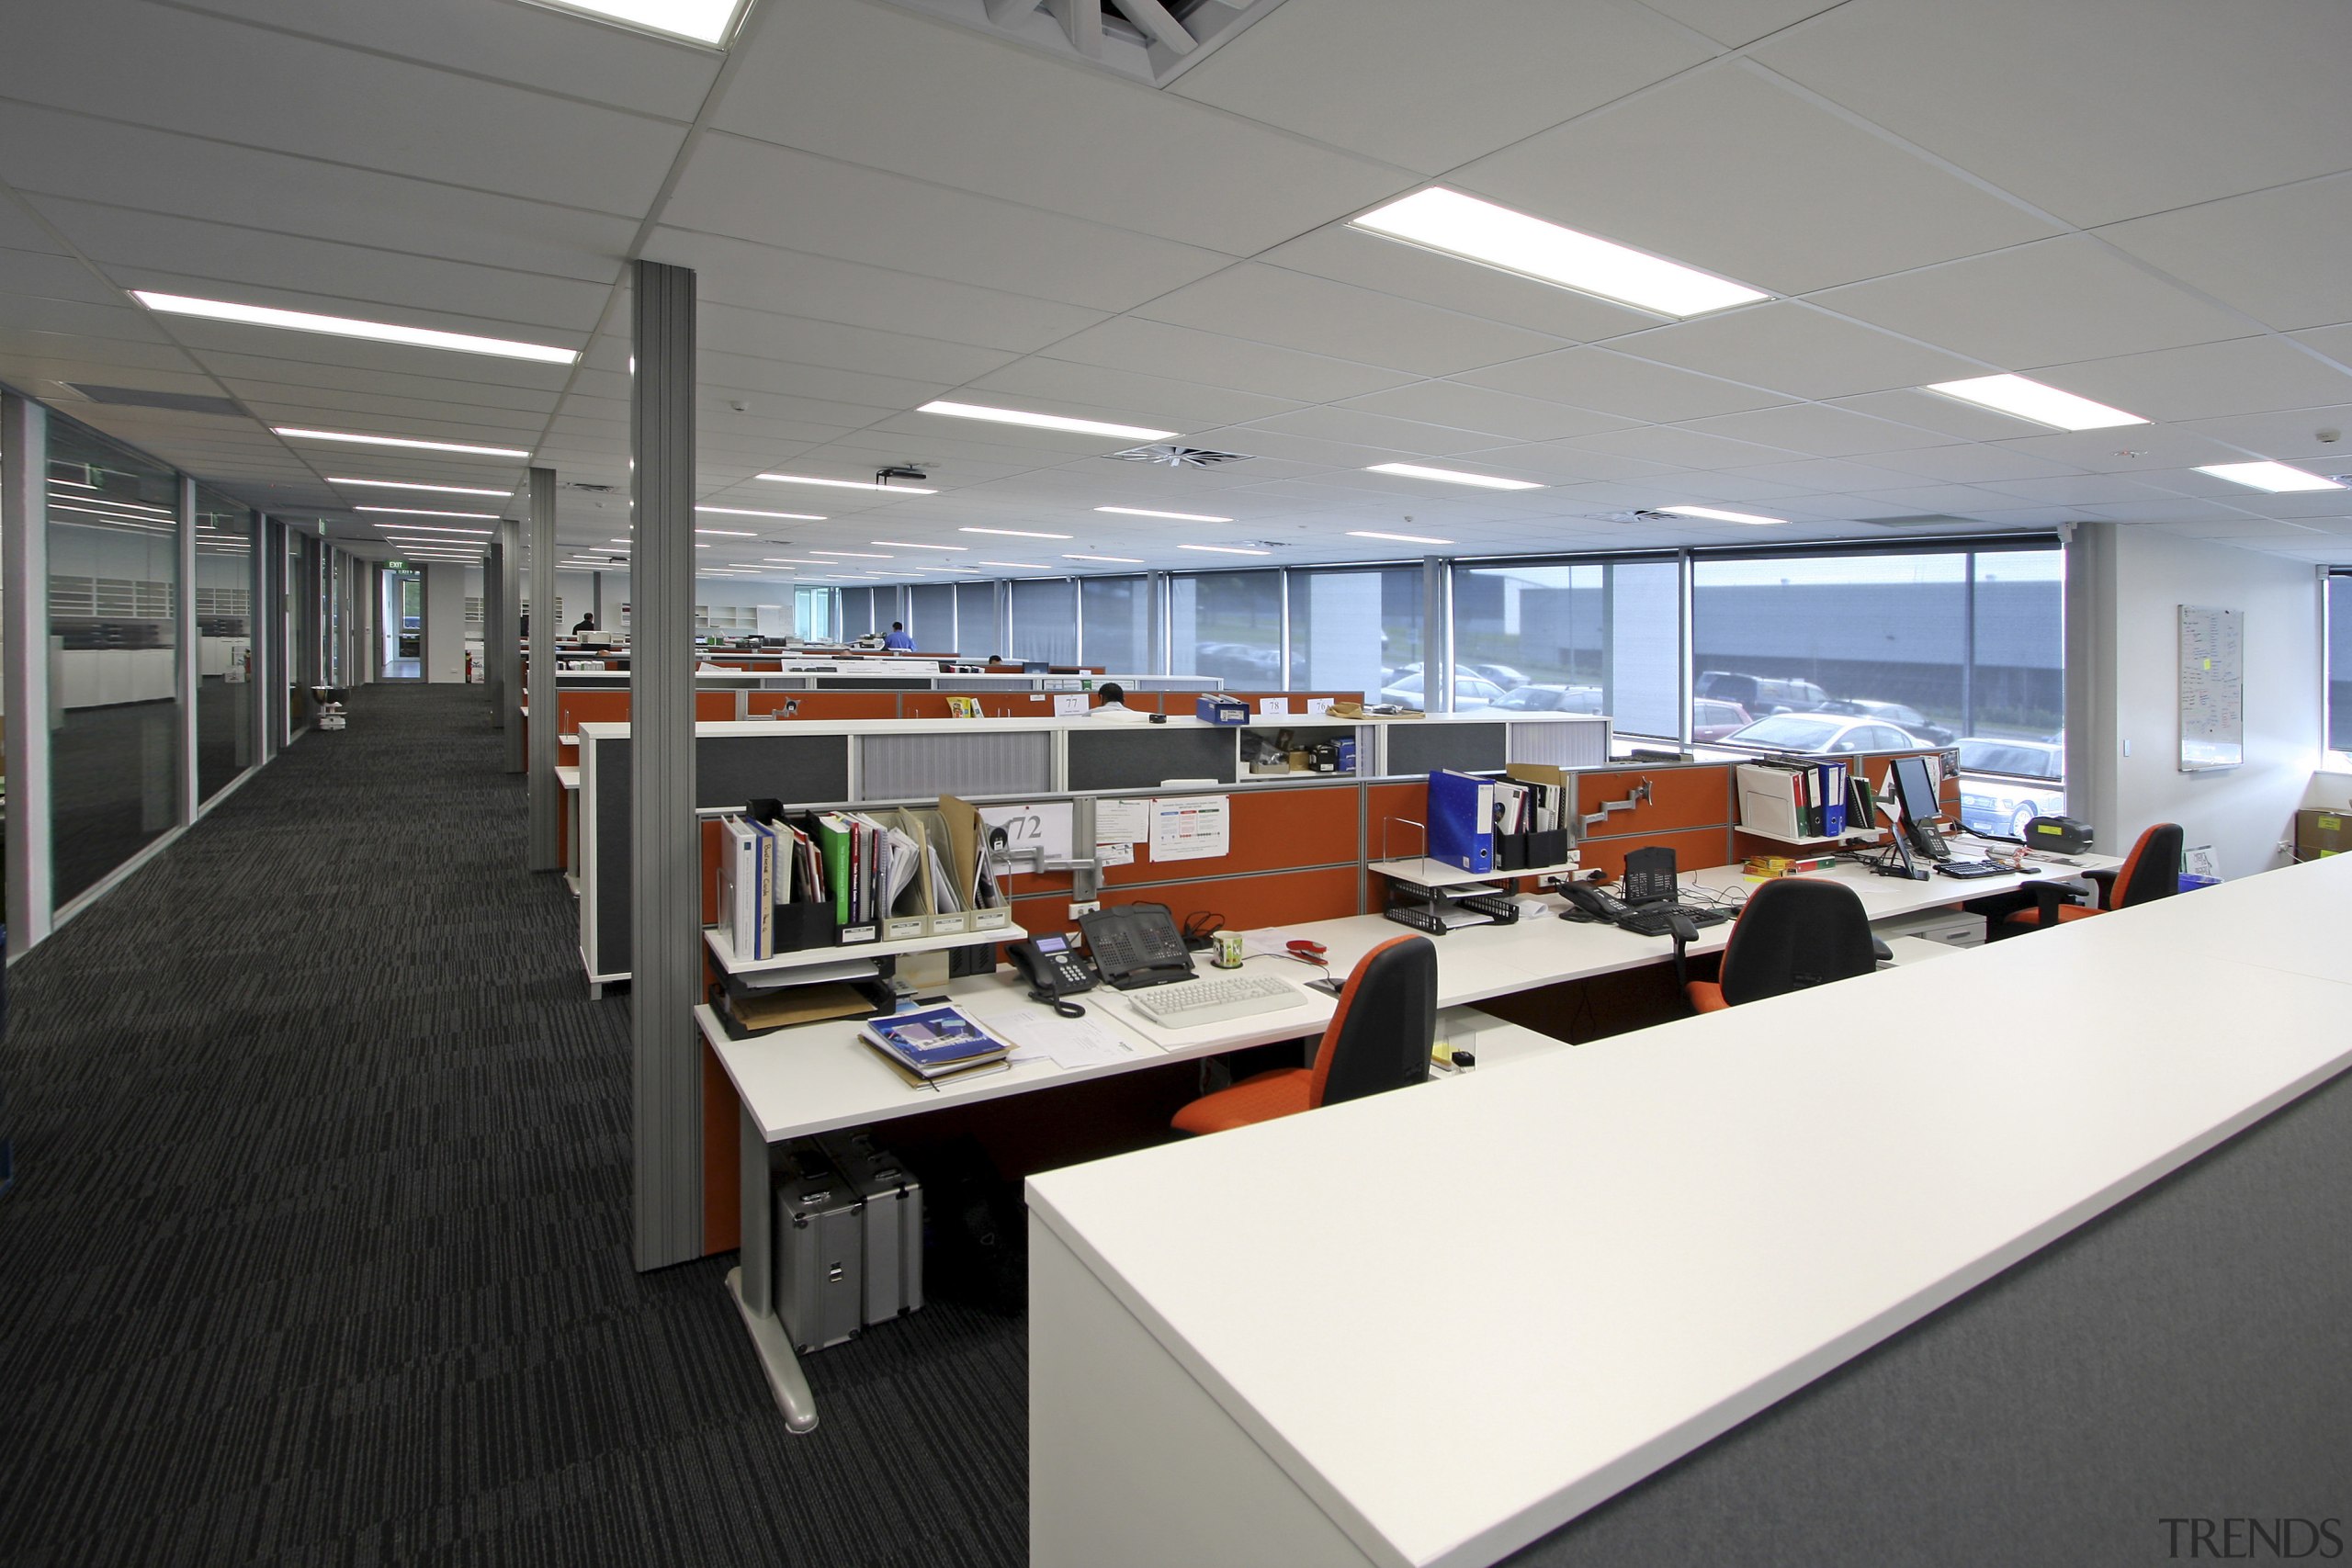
[1149, 795, 1231, 862]
[1096, 797, 1151, 846]
[978, 1010, 1147, 1069]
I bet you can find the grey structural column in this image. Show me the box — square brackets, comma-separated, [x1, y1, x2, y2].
[631, 258, 703, 1272]
[246, 509, 267, 766]
[261, 518, 283, 756]
[527, 467, 560, 865]
[484, 536, 503, 724]
[498, 513, 524, 773]
[3, 393, 52, 949]
[175, 476, 198, 824]
[1421, 554, 1453, 713]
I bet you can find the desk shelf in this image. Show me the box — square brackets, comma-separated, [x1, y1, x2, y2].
[704, 920, 1024, 978]
[1369, 856, 1581, 889]
[1736, 827, 1882, 847]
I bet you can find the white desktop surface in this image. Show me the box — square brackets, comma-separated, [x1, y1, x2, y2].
[1026, 856, 2352, 1568]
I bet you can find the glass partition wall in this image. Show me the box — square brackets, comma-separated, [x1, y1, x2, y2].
[45, 417, 183, 906]
[194, 489, 254, 804]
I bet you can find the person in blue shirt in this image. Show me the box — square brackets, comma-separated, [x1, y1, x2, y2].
[881, 621, 917, 651]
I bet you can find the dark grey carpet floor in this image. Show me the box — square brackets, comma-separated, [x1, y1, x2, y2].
[0, 683, 1027, 1568]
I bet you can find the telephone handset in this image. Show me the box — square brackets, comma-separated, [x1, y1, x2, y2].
[1560, 882, 1630, 921]
[1010, 932, 1096, 1017]
[1077, 903, 1196, 990]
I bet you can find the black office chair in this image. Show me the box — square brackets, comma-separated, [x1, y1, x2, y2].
[1686, 878, 1881, 1012]
[1170, 935, 1436, 1134]
[1998, 822, 2184, 934]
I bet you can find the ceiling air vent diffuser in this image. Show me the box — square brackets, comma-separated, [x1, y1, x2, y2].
[1110, 444, 1255, 468]
[60, 383, 245, 419]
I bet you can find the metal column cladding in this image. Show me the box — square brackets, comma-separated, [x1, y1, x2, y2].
[484, 535, 503, 725]
[527, 468, 560, 869]
[630, 259, 703, 1272]
[498, 514, 523, 773]
[176, 477, 198, 826]
[3, 394, 53, 947]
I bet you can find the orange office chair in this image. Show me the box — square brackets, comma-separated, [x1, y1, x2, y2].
[1685, 878, 1881, 1013]
[1170, 934, 1437, 1136]
[2002, 821, 2183, 932]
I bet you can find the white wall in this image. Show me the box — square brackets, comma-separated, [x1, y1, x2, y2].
[2070, 524, 2322, 880]
[422, 562, 468, 683]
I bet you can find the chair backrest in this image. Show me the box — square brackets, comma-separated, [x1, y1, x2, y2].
[2112, 822, 2186, 908]
[1310, 935, 1437, 1108]
[1718, 878, 1878, 1007]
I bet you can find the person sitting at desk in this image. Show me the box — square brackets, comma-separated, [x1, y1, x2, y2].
[1091, 682, 1150, 722]
[882, 621, 916, 651]
[572, 613, 597, 635]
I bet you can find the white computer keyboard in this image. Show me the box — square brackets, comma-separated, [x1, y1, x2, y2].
[1124, 974, 1309, 1029]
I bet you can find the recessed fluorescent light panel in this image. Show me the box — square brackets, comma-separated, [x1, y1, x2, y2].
[1922, 374, 2148, 431]
[757, 473, 937, 494]
[1657, 505, 1788, 525]
[1351, 187, 1769, 319]
[978, 560, 1050, 570]
[2194, 461, 2346, 493]
[961, 527, 1071, 539]
[132, 292, 577, 364]
[1365, 462, 1543, 491]
[1096, 507, 1232, 523]
[1348, 530, 1453, 545]
[356, 506, 501, 519]
[807, 550, 889, 558]
[695, 527, 757, 536]
[871, 540, 967, 551]
[696, 506, 826, 520]
[1064, 553, 1143, 564]
[331, 478, 511, 497]
[1176, 544, 1270, 556]
[518, 0, 752, 46]
[917, 400, 1177, 442]
[276, 427, 529, 458]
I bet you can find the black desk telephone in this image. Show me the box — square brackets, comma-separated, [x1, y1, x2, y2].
[1076, 903, 1196, 990]
[1009, 932, 1097, 1016]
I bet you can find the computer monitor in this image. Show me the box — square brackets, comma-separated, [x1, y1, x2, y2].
[1889, 754, 1949, 857]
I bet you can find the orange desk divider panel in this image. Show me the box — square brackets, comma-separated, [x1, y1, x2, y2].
[1100, 784, 1361, 886]
[558, 689, 631, 735]
[700, 817, 725, 925]
[695, 691, 738, 722]
[1578, 765, 1730, 839]
[1577, 826, 1732, 885]
[1011, 864, 1364, 947]
[703, 1046, 741, 1254]
[750, 691, 900, 720]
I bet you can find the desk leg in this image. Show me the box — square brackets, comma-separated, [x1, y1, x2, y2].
[732, 1103, 819, 1432]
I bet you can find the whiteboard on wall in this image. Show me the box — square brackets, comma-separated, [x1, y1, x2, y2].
[2177, 604, 2244, 772]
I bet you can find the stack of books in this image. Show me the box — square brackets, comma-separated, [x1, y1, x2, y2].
[859, 1005, 1012, 1088]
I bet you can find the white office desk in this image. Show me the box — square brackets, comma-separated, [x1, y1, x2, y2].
[1025, 854, 2352, 1568]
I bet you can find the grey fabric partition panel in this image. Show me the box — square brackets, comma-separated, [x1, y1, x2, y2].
[1068, 727, 1235, 790]
[592, 732, 851, 976]
[1386, 721, 1507, 776]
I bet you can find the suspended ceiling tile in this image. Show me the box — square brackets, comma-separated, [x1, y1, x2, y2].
[1712, 455, 1946, 492]
[1455, 62, 2055, 298]
[1858, 443, 2083, 484]
[1640, 0, 1842, 47]
[1457, 346, 1791, 423]
[1257, 225, 1658, 345]
[1968, 473, 2179, 507]
[695, 301, 1017, 387]
[2040, 336, 2352, 424]
[0, 248, 127, 309]
[1566, 423, 1802, 469]
[0, 0, 687, 215]
[967, 357, 1304, 431]
[171, 324, 578, 391]
[1610, 301, 1982, 400]
[234, 389, 549, 434]
[640, 227, 1104, 355]
[2177, 405, 2352, 463]
[1827, 386, 2054, 443]
[1987, 426, 2250, 474]
[1135, 264, 1570, 378]
[696, 349, 947, 414]
[2096, 174, 2352, 335]
[0, 297, 175, 346]
[1808, 235, 2252, 369]
[663, 134, 1229, 314]
[1239, 406, 1512, 458]
[715, 0, 1405, 254]
[1039, 317, 1416, 404]
[1334, 381, 1636, 445]
[209, 356, 568, 417]
[2290, 325, 2352, 374]
[2079, 499, 2266, 526]
[1169, 0, 1713, 175]
[1438, 440, 1675, 485]
[1752, 0, 2352, 228]
[1669, 401, 1957, 458]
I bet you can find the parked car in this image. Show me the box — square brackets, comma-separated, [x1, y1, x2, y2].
[1493, 683, 1603, 714]
[1816, 698, 1955, 746]
[1466, 661, 1532, 691]
[1378, 671, 1508, 710]
[1719, 713, 1925, 755]
[1689, 697, 1753, 742]
[1194, 642, 1281, 685]
[1693, 671, 1830, 716]
[1957, 737, 2065, 839]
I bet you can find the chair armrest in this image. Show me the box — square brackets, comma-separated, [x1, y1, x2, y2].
[2084, 866, 2120, 909]
[1871, 937, 1894, 964]
[2018, 878, 2075, 925]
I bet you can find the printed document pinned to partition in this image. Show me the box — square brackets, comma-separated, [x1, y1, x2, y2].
[1150, 795, 1231, 862]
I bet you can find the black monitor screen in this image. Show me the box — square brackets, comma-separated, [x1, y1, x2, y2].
[1891, 754, 1943, 825]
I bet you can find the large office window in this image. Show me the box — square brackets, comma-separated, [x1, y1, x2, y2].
[909, 583, 954, 649]
[1289, 565, 1419, 704]
[837, 586, 877, 637]
[1453, 558, 1679, 731]
[1169, 570, 1281, 688]
[1080, 575, 1149, 673]
[2327, 572, 2352, 766]
[47, 416, 182, 904]
[193, 489, 254, 804]
[1009, 578, 1076, 664]
[954, 581, 996, 660]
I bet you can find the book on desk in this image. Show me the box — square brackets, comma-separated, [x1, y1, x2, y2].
[859, 1005, 1012, 1086]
